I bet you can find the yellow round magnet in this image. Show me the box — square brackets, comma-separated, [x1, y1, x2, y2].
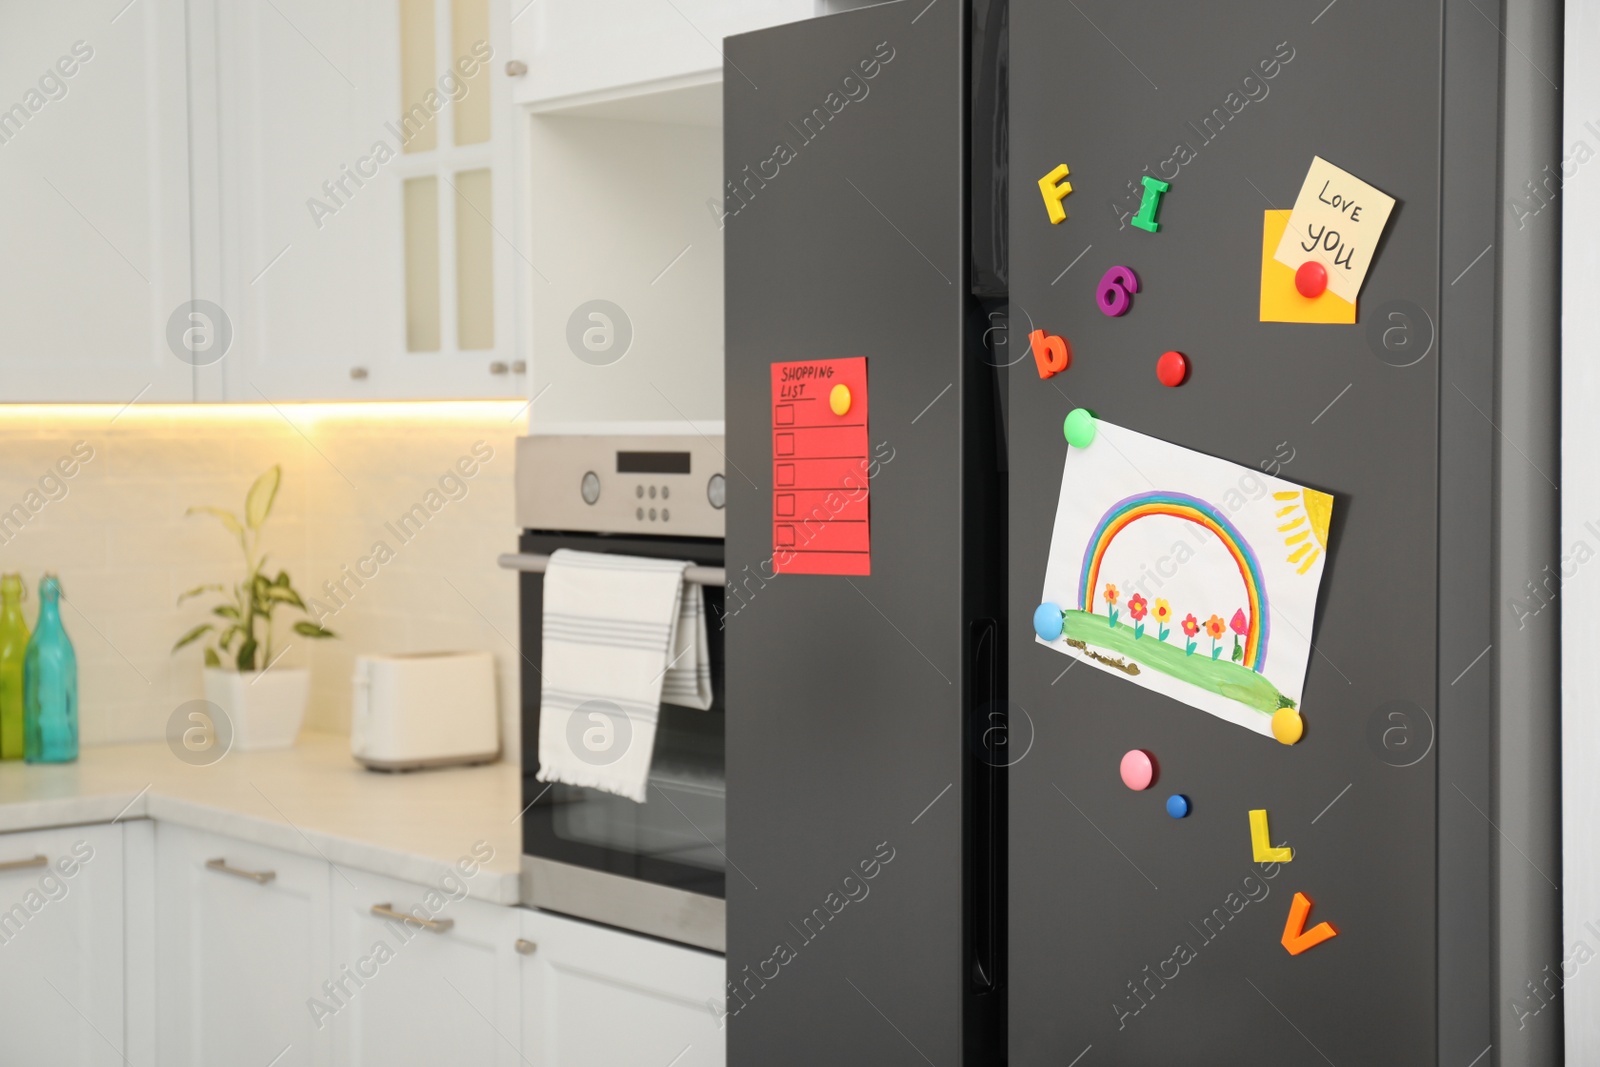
[1271, 707, 1304, 745]
[829, 383, 852, 416]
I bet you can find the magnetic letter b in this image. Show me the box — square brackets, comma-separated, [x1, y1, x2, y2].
[1029, 329, 1070, 379]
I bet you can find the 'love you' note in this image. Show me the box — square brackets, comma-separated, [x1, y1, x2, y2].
[1272, 156, 1396, 304]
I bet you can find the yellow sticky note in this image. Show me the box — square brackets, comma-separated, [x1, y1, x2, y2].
[1260, 211, 1357, 324]
[1272, 156, 1395, 302]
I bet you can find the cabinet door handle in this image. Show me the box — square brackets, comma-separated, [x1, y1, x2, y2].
[370, 903, 454, 933]
[505, 60, 528, 77]
[514, 938, 537, 955]
[205, 857, 276, 884]
[0, 855, 47, 874]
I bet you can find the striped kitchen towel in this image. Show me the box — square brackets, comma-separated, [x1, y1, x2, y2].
[535, 549, 712, 804]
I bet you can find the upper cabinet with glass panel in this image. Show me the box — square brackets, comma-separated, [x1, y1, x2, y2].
[0, 0, 525, 402]
[208, 0, 523, 400]
[0, 0, 815, 403]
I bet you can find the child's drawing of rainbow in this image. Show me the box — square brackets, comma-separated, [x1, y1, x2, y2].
[1078, 491, 1270, 671]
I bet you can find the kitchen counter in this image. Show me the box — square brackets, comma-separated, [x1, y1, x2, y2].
[0, 734, 523, 903]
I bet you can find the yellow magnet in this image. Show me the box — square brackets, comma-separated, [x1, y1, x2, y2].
[1249, 809, 1293, 863]
[829, 383, 852, 416]
[1038, 164, 1073, 225]
[1271, 707, 1304, 745]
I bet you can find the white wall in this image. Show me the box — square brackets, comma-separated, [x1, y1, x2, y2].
[1564, 4, 1600, 1059]
[0, 402, 523, 755]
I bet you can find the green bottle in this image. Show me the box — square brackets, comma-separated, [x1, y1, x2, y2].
[0, 575, 27, 760]
[24, 574, 77, 764]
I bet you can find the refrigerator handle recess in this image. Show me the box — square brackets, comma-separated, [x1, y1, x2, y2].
[970, 617, 1004, 994]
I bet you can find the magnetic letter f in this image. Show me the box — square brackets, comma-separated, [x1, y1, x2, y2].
[1038, 164, 1073, 224]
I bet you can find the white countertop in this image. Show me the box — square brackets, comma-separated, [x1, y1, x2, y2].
[0, 734, 524, 904]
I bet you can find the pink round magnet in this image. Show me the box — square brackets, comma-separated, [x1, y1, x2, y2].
[1120, 749, 1155, 790]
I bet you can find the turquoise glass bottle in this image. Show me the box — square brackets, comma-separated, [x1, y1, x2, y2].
[24, 575, 77, 764]
[0, 575, 29, 760]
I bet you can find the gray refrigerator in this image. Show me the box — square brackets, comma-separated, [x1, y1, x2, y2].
[724, 1, 1562, 1064]
[724, 2, 1006, 1064]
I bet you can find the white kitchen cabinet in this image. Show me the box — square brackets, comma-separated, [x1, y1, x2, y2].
[1, 814, 730, 1066]
[519, 907, 726, 1067]
[0, 824, 126, 1067]
[0, 0, 196, 402]
[155, 823, 332, 1067]
[327, 868, 522, 1066]
[509, 0, 811, 114]
[209, 0, 527, 401]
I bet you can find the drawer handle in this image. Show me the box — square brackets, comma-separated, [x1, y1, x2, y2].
[370, 903, 454, 933]
[0, 855, 47, 874]
[515, 938, 537, 955]
[205, 858, 276, 884]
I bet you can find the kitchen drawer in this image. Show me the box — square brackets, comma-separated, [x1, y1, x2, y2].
[519, 906, 726, 1066]
[327, 867, 522, 1066]
[155, 823, 332, 1067]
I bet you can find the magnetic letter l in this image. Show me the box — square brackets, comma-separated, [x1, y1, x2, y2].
[1249, 809, 1293, 863]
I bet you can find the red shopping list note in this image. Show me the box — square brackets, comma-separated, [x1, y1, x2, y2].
[771, 357, 870, 575]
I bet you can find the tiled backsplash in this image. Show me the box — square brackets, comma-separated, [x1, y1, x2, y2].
[0, 403, 524, 755]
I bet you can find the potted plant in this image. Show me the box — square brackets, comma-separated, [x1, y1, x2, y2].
[172, 466, 335, 749]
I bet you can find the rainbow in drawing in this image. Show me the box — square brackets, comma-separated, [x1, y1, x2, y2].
[1078, 491, 1270, 672]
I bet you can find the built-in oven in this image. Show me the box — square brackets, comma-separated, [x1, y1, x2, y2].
[501, 435, 727, 951]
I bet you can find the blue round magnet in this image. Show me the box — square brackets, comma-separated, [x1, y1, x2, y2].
[1166, 794, 1190, 819]
[1033, 602, 1064, 641]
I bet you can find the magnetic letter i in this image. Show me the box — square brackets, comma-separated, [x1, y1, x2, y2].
[1131, 175, 1171, 233]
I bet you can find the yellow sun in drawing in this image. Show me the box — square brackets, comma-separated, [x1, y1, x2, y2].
[1273, 489, 1334, 575]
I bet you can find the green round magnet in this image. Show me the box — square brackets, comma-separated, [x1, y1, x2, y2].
[1063, 408, 1097, 448]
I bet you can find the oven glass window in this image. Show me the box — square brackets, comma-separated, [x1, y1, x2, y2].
[550, 704, 725, 872]
[520, 531, 726, 899]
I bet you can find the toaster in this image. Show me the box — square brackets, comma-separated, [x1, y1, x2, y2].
[350, 651, 500, 771]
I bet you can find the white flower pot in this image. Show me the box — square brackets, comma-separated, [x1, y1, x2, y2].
[203, 667, 310, 750]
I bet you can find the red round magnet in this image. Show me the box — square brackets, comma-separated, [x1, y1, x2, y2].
[1156, 350, 1187, 387]
[1295, 260, 1328, 298]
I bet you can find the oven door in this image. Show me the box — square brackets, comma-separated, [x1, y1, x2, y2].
[517, 531, 727, 951]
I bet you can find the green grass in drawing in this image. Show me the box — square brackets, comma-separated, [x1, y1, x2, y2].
[1061, 610, 1287, 716]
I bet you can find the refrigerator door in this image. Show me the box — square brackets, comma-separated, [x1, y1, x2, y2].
[1007, 2, 1507, 1064]
[725, 2, 1004, 1064]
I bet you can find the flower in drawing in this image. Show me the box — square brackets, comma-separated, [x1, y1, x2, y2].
[1181, 612, 1199, 655]
[1128, 593, 1148, 638]
[1103, 584, 1120, 627]
[1229, 608, 1248, 663]
[1153, 599, 1172, 642]
[1204, 614, 1226, 660]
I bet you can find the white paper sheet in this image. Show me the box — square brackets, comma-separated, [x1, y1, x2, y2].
[1036, 421, 1335, 738]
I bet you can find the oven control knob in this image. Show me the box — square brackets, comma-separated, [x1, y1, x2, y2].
[580, 471, 600, 505]
[707, 473, 726, 510]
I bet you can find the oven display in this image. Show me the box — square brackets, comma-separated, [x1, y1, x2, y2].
[617, 451, 691, 474]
